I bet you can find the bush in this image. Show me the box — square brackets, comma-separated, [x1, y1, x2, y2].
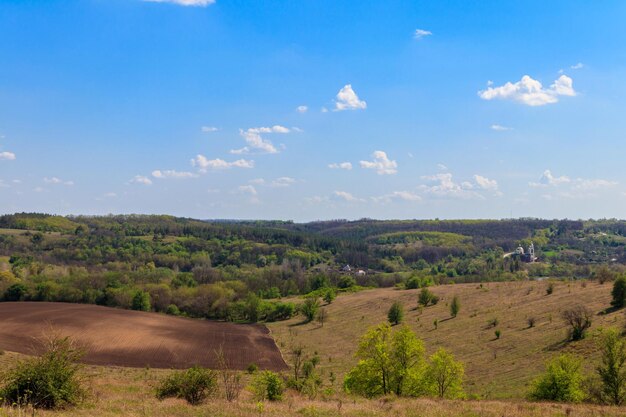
[0, 335, 85, 409]
[450, 295, 460, 317]
[300, 297, 320, 323]
[529, 354, 585, 403]
[611, 276, 626, 309]
[418, 288, 434, 307]
[322, 288, 336, 304]
[247, 363, 259, 374]
[4, 283, 28, 301]
[131, 290, 151, 311]
[156, 366, 217, 405]
[387, 301, 404, 325]
[527, 317, 536, 328]
[596, 328, 626, 405]
[546, 282, 554, 295]
[252, 371, 284, 401]
[166, 304, 180, 315]
[495, 329, 501, 339]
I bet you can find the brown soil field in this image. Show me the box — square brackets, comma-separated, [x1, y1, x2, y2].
[0, 302, 287, 371]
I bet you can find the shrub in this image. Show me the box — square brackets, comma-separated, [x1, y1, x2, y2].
[131, 290, 151, 311]
[156, 366, 217, 405]
[450, 295, 460, 317]
[166, 304, 180, 316]
[487, 318, 499, 328]
[337, 276, 356, 289]
[596, 328, 626, 405]
[430, 294, 440, 305]
[323, 288, 336, 305]
[418, 288, 434, 307]
[527, 317, 536, 328]
[215, 347, 243, 402]
[546, 282, 554, 295]
[247, 363, 259, 374]
[4, 283, 28, 301]
[611, 276, 626, 309]
[0, 335, 85, 409]
[387, 301, 404, 325]
[495, 329, 501, 339]
[562, 305, 592, 341]
[529, 354, 585, 403]
[300, 297, 321, 323]
[252, 371, 284, 401]
[425, 348, 465, 399]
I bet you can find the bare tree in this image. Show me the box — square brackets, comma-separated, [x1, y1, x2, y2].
[562, 305, 592, 341]
[215, 346, 243, 401]
[316, 308, 327, 327]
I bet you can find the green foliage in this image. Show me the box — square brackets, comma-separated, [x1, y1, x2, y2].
[546, 282, 554, 295]
[495, 329, 501, 339]
[450, 295, 460, 317]
[3, 282, 28, 301]
[0, 335, 85, 409]
[156, 366, 217, 405]
[131, 290, 151, 311]
[337, 276, 356, 289]
[529, 354, 585, 403]
[300, 297, 321, 323]
[344, 324, 427, 398]
[418, 288, 434, 307]
[387, 301, 404, 325]
[166, 304, 180, 315]
[597, 328, 626, 405]
[322, 287, 336, 304]
[611, 276, 626, 309]
[252, 371, 284, 401]
[425, 348, 465, 399]
[247, 363, 259, 374]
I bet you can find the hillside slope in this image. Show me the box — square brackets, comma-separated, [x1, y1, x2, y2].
[268, 280, 620, 399]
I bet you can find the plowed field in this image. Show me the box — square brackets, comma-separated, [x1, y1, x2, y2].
[0, 302, 287, 370]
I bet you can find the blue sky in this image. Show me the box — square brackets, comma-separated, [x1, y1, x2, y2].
[1, 0, 626, 221]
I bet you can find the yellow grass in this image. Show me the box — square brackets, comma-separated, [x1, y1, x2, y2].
[268, 280, 621, 399]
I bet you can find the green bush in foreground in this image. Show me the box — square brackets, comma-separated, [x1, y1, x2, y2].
[0, 336, 85, 409]
[252, 371, 284, 401]
[528, 354, 585, 403]
[156, 366, 217, 405]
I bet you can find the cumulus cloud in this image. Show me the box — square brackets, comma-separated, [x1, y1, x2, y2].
[152, 170, 198, 179]
[360, 151, 398, 175]
[491, 124, 513, 131]
[333, 191, 363, 202]
[529, 170, 618, 196]
[143, 0, 215, 6]
[249, 177, 296, 188]
[479, 75, 576, 106]
[373, 191, 422, 203]
[571, 62, 584, 70]
[414, 29, 432, 39]
[328, 162, 353, 170]
[529, 170, 571, 187]
[232, 125, 290, 154]
[334, 84, 367, 111]
[131, 175, 152, 185]
[473, 174, 498, 191]
[237, 185, 257, 195]
[418, 173, 483, 199]
[0, 151, 16, 160]
[44, 177, 74, 186]
[296, 105, 308, 113]
[191, 155, 254, 172]
[201, 126, 219, 132]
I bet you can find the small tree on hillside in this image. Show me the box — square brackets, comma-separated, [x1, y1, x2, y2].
[300, 297, 320, 323]
[597, 328, 626, 405]
[323, 288, 336, 305]
[611, 276, 626, 309]
[388, 301, 404, 325]
[418, 288, 433, 307]
[528, 354, 585, 403]
[450, 295, 460, 318]
[316, 308, 327, 327]
[562, 305, 592, 341]
[131, 290, 151, 311]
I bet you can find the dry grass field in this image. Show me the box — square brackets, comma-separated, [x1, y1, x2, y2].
[0, 302, 287, 371]
[268, 280, 622, 399]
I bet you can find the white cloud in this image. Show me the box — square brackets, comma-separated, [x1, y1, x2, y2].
[414, 29, 432, 40]
[374, 191, 422, 203]
[328, 162, 353, 170]
[234, 125, 290, 154]
[473, 174, 498, 191]
[571, 62, 584, 70]
[333, 191, 363, 202]
[44, 177, 74, 186]
[436, 163, 448, 171]
[418, 173, 483, 199]
[296, 105, 308, 114]
[321, 107, 329, 113]
[249, 178, 266, 185]
[103, 192, 117, 198]
[479, 75, 576, 106]
[0, 151, 16, 160]
[360, 151, 398, 175]
[491, 124, 513, 131]
[237, 185, 257, 195]
[334, 84, 367, 111]
[573, 179, 618, 191]
[131, 175, 152, 185]
[270, 177, 295, 187]
[191, 155, 254, 172]
[152, 170, 198, 179]
[201, 126, 219, 132]
[529, 170, 571, 187]
[143, 0, 215, 6]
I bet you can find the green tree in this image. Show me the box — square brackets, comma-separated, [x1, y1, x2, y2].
[252, 371, 284, 401]
[450, 295, 460, 317]
[418, 288, 433, 307]
[611, 276, 626, 309]
[4, 282, 28, 301]
[323, 288, 336, 304]
[344, 324, 427, 398]
[425, 348, 465, 399]
[528, 354, 585, 403]
[597, 328, 626, 405]
[300, 297, 320, 323]
[131, 290, 151, 311]
[388, 301, 404, 325]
